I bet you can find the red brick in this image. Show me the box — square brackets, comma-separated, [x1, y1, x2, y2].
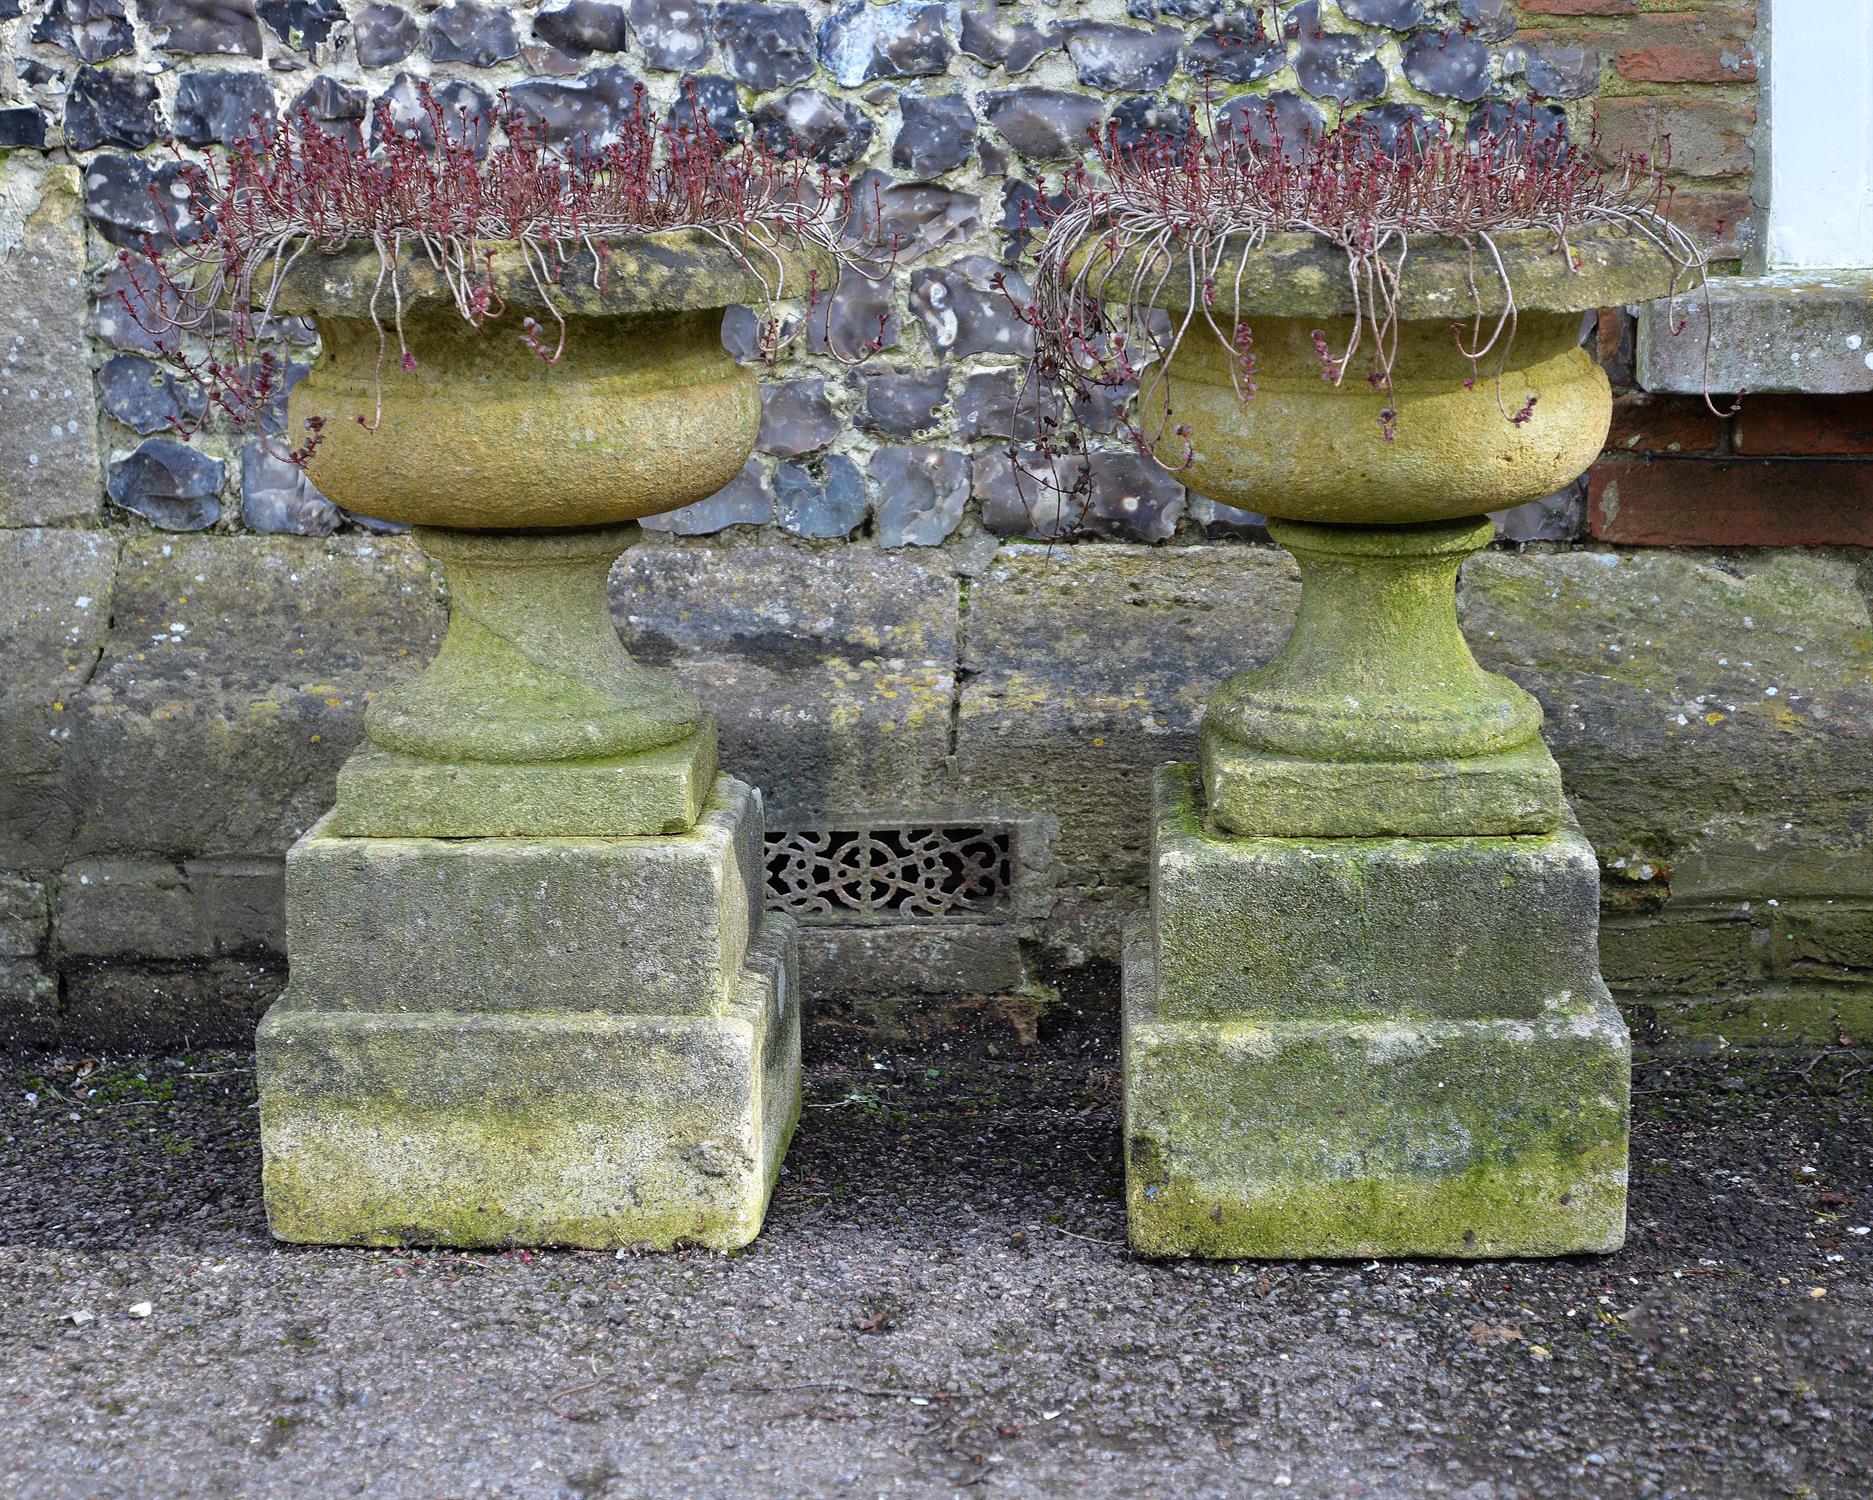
[1521, 0, 1635, 14]
[1594, 97, 1755, 178]
[1596, 308, 1635, 385]
[1734, 395, 1873, 457]
[1588, 458, 1873, 546]
[1616, 12, 1758, 84]
[1659, 189, 1754, 260]
[1606, 393, 1728, 454]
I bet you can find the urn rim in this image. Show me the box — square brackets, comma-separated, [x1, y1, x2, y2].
[265, 227, 838, 321]
[1074, 222, 1696, 322]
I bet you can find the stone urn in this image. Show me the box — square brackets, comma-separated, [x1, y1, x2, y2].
[1114, 224, 1686, 1259]
[270, 229, 829, 837]
[254, 230, 829, 1252]
[1125, 224, 1685, 837]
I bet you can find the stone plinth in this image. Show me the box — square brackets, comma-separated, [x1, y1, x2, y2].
[1124, 765, 1629, 1259]
[256, 775, 801, 1250]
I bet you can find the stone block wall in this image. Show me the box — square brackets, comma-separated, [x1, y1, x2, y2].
[1, 1, 1869, 1050]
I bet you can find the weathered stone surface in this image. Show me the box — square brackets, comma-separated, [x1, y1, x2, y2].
[332, 728, 716, 840]
[1492, 484, 1584, 543]
[753, 89, 873, 166]
[640, 457, 774, 534]
[107, 439, 224, 531]
[2, 958, 59, 1045]
[1459, 0, 1514, 44]
[953, 369, 1054, 442]
[1, 163, 102, 526]
[83, 153, 210, 249]
[801, 264, 900, 360]
[712, 2, 815, 90]
[0, 108, 47, 148]
[869, 445, 968, 548]
[353, 1, 418, 66]
[1509, 42, 1600, 101]
[423, 0, 519, 66]
[1183, 11, 1284, 84]
[856, 369, 948, 436]
[257, 0, 344, 54]
[974, 451, 1184, 542]
[1216, 90, 1323, 158]
[98, 353, 206, 436]
[141, 0, 262, 55]
[981, 89, 1103, 162]
[668, 74, 742, 139]
[289, 776, 761, 1017]
[953, 543, 1299, 892]
[32, 0, 134, 62]
[0, 528, 114, 869]
[505, 66, 637, 148]
[1292, 29, 1384, 104]
[757, 377, 840, 458]
[1066, 22, 1182, 91]
[619, 541, 956, 822]
[957, 2, 1052, 74]
[908, 257, 1032, 360]
[1124, 915, 1630, 1259]
[66, 533, 442, 860]
[819, 0, 950, 87]
[258, 911, 800, 1249]
[1150, 765, 1604, 1023]
[63, 64, 162, 149]
[240, 440, 342, 535]
[797, 923, 1026, 1000]
[0, 874, 48, 956]
[1108, 97, 1193, 152]
[893, 92, 975, 180]
[1461, 548, 1873, 874]
[627, 0, 708, 69]
[1348, 100, 1430, 155]
[57, 858, 209, 959]
[371, 73, 493, 153]
[774, 454, 867, 539]
[849, 171, 979, 255]
[533, 0, 628, 55]
[1402, 27, 1493, 102]
[1338, 0, 1422, 30]
[173, 68, 277, 146]
[1637, 273, 1873, 397]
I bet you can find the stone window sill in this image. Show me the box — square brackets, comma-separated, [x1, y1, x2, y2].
[1635, 272, 1873, 396]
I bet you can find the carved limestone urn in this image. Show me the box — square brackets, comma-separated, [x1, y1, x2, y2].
[269, 229, 827, 838]
[1128, 225, 1684, 837]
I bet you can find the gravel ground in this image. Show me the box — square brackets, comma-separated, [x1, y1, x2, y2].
[2, 987, 1868, 1500]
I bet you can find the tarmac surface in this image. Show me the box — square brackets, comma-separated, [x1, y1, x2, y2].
[2, 987, 1868, 1499]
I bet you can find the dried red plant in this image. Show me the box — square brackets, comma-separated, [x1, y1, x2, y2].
[1002, 108, 1719, 535]
[122, 83, 876, 460]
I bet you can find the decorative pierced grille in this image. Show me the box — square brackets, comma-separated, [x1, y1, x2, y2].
[765, 824, 1014, 922]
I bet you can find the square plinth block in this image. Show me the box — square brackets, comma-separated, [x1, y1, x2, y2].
[1202, 727, 1562, 839]
[328, 721, 717, 838]
[1123, 917, 1630, 1259]
[284, 774, 763, 1018]
[1151, 764, 1605, 1023]
[256, 913, 802, 1251]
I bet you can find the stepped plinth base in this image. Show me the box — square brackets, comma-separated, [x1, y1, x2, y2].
[257, 774, 799, 1250]
[1124, 765, 1629, 1260]
[328, 722, 717, 839]
[1202, 731, 1562, 840]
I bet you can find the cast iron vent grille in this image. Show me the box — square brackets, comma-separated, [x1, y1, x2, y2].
[765, 825, 1014, 922]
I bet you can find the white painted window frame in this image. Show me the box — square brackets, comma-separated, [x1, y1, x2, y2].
[1765, 0, 1873, 270]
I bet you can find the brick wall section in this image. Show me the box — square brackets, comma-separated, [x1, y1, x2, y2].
[1515, 0, 1758, 261]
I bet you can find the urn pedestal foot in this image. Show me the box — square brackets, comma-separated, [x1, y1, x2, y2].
[1123, 765, 1629, 1259]
[257, 776, 801, 1250]
[1202, 516, 1563, 839]
[335, 522, 713, 840]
